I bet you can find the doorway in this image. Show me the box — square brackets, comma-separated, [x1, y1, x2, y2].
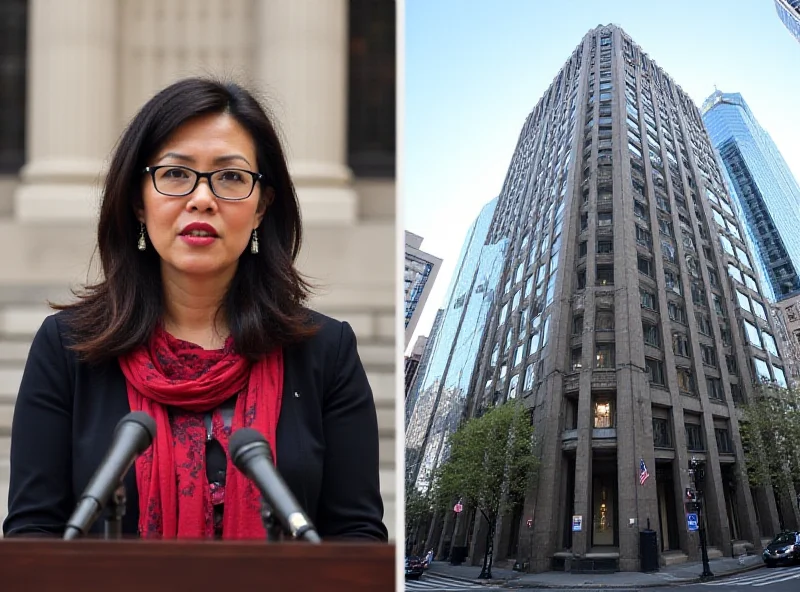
[591, 461, 618, 548]
[656, 462, 680, 550]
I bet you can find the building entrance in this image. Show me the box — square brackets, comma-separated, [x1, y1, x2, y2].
[591, 462, 618, 548]
[656, 462, 680, 551]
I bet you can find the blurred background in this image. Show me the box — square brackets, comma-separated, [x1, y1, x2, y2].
[0, 0, 396, 540]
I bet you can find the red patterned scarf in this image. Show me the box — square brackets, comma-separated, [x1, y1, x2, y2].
[118, 324, 283, 539]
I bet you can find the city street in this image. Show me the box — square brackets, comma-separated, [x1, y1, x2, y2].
[410, 565, 800, 591]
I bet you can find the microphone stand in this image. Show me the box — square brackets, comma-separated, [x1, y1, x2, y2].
[260, 497, 288, 543]
[104, 483, 127, 540]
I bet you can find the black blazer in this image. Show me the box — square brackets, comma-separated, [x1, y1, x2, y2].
[2, 310, 388, 541]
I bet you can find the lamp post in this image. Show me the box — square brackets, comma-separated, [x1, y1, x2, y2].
[690, 457, 714, 580]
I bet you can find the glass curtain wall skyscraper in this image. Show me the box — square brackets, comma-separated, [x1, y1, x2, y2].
[775, 0, 800, 43]
[701, 91, 800, 302]
[421, 24, 796, 574]
[405, 198, 507, 494]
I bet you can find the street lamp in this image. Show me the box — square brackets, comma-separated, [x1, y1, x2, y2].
[690, 457, 714, 580]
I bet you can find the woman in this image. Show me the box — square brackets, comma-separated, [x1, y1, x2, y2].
[2, 78, 387, 541]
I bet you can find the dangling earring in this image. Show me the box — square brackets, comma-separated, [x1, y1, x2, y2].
[138, 222, 146, 251]
[250, 229, 259, 254]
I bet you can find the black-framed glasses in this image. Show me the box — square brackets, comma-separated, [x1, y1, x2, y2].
[143, 165, 263, 201]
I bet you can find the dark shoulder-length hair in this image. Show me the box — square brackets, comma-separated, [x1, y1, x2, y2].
[55, 77, 317, 363]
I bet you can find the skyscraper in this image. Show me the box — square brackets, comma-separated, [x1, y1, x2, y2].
[412, 24, 797, 573]
[775, 0, 800, 43]
[701, 91, 800, 302]
[405, 231, 443, 346]
[405, 198, 506, 497]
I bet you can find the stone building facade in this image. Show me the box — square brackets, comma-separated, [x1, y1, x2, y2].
[0, 0, 397, 540]
[421, 25, 797, 572]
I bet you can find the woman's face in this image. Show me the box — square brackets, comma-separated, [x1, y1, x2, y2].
[138, 113, 267, 283]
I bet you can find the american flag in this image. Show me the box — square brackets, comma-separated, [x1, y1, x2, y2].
[639, 458, 650, 485]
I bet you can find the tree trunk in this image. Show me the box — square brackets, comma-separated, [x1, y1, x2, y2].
[478, 509, 496, 579]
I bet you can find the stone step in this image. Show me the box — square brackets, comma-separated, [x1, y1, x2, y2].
[0, 368, 22, 399]
[0, 340, 31, 363]
[0, 401, 13, 435]
[706, 546, 724, 560]
[356, 342, 395, 370]
[733, 540, 755, 556]
[0, 305, 52, 338]
[660, 550, 689, 566]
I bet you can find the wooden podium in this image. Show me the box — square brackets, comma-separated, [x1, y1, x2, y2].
[0, 539, 395, 591]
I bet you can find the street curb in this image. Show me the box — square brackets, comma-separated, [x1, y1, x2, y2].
[499, 562, 765, 589]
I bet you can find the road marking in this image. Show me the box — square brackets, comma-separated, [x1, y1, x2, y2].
[702, 565, 800, 586]
[405, 573, 491, 590]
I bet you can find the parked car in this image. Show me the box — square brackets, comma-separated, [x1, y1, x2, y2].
[405, 555, 425, 580]
[763, 531, 800, 567]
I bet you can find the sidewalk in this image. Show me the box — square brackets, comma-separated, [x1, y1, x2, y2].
[428, 554, 765, 588]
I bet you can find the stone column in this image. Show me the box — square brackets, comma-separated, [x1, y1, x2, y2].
[254, 0, 357, 225]
[15, 0, 118, 222]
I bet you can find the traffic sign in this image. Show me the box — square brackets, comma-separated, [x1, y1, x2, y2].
[687, 513, 699, 532]
[454, 503, 463, 513]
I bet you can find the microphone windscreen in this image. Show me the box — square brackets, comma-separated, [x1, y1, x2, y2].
[116, 411, 157, 451]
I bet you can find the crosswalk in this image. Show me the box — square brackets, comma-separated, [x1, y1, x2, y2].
[702, 565, 800, 587]
[405, 573, 492, 591]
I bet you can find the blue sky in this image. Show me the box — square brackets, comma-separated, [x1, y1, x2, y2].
[404, 0, 800, 352]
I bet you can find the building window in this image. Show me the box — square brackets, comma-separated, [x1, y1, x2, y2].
[669, 302, 687, 324]
[752, 300, 768, 322]
[696, 313, 712, 336]
[573, 314, 584, 335]
[773, 366, 788, 388]
[347, 0, 396, 177]
[523, 363, 535, 391]
[636, 225, 652, 247]
[736, 291, 751, 313]
[508, 374, 519, 400]
[743, 320, 761, 349]
[638, 256, 653, 277]
[653, 417, 672, 448]
[595, 344, 615, 369]
[712, 294, 725, 317]
[664, 270, 681, 294]
[571, 346, 583, 371]
[579, 241, 588, 257]
[691, 282, 706, 306]
[640, 289, 656, 310]
[594, 400, 613, 428]
[706, 377, 723, 401]
[514, 345, 524, 367]
[597, 240, 613, 253]
[646, 358, 665, 385]
[596, 264, 614, 286]
[701, 344, 716, 367]
[673, 333, 690, 357]
[715, 428, 733, 454]
[762, 332, 779, 357]
[753, 357, 771, 383]
[677, 368, 694, 394]
[598, 212, 613, 227]
[685, 423, 704, 451]
[577, 269, 586, 289]
[643, 322, 660, 347]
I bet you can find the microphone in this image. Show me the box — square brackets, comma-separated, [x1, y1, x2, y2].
[63, 411, 156, 540]
[229, 428, 321, 543]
